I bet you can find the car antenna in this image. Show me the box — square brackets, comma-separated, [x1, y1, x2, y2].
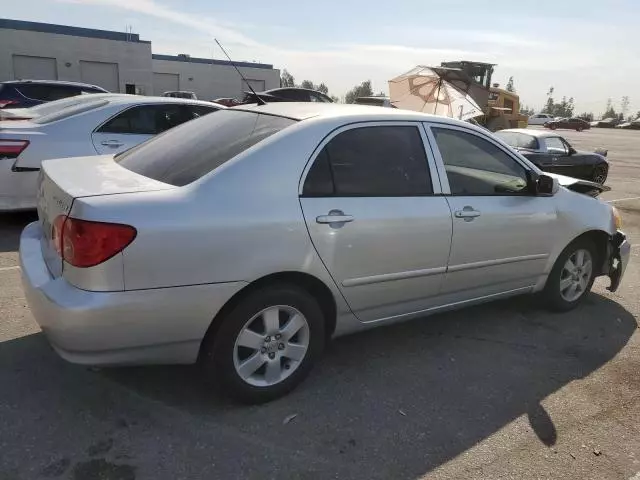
[215, 38, 266, 106]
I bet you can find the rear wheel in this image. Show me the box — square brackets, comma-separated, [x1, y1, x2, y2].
[201, 284, 325, 403]
[576, 126, 584, 132]
[549, 124, 557, 130]
[543, 239, 597, 311]
[592, 164, 608, 184]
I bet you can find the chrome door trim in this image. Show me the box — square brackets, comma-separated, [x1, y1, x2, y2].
[447, 253, 549, 273]
[342, 266, 447, 287]
[362, 285, 533, 324]
[298, 120, 445, 196]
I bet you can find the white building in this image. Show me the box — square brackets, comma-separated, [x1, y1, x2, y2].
[0, 18, 280, 100]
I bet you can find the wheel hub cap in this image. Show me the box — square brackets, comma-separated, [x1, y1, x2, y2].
[559, 248, 593, 302]
[233, 305, 310, 387]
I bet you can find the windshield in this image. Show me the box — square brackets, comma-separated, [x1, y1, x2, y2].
[116, 109, 296, 186]
[32, 99, 109, 124]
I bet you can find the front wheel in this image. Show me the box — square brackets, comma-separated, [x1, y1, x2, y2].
[201, 284, 325, 403]
[543, 239, 597, 312]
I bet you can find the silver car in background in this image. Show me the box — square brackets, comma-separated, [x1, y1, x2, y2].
[20, 103, 630, 403]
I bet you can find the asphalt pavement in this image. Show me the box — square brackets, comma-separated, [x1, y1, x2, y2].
[1, 126, 639, 480]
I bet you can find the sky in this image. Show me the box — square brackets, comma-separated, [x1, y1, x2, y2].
[3, 0, 639, 116]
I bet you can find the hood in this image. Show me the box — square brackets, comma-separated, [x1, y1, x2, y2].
[546, 172, 609, 197]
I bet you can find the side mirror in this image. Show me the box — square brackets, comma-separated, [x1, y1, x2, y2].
[536, 174, 559, 196]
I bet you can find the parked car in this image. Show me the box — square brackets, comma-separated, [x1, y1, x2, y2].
[0, 93, 133, 121]
[213, 97, 242, 107]
[590, 118, 618, 128]
[543, 117, 590, 131]
[355, 96, 394, 107]
[527, 113, 555, 125]
[615, 119, 640, 130]
[162, 91, 198, 100]
[495, 129, 609, 184]
[0, 96, 221, 211]
[0, 80, 108, 109]
[241, 87, 333, 104]
[20, 103, 629, 403]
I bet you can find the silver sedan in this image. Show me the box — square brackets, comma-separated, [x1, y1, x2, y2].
[20, 103, 630, 403]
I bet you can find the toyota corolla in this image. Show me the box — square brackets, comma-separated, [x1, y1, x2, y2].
[20, 103, 630, 403]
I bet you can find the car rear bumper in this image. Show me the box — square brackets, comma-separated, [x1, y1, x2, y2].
[607, 231, 630, 293]
[20, 221, 246, 366]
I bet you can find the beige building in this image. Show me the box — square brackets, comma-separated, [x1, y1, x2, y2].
[0, 19, 280, 99]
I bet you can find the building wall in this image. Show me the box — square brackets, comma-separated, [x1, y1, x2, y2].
[151, 58, 281, 100]
[0, 28, 153, 94]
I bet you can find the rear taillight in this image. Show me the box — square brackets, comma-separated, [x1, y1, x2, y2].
[0, 100, 18, 108]
[52, 215, 137, 268]
[0, 139, 30, 159]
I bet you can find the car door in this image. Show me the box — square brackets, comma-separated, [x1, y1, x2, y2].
[299, 122, 453, 322]
[542, 136, 583, 176]
[92, 103, 184, 155]
[426, 123, 559, 300]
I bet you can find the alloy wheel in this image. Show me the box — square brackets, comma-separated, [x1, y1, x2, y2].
[593, 166, 607, 184]
[559, 248, 593, 302]
[233, 305, 310, 387]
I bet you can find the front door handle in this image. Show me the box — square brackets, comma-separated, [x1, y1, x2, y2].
[316, 209, 354, 226]
[454, 206, 481, 222]
[101, 140, 124, 148]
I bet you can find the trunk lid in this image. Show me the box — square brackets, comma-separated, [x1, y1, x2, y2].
[38, 155, 173, 277]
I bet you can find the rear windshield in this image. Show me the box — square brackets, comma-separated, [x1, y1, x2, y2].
[29, 94, 109, 116]
[494, 131, 539, 150]
[115, 110, 297, 186]
[33, 99, 109, 124]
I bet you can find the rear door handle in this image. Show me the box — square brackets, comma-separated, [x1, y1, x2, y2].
[101, 140, 124, 148]
[454, 207, 481, 221]
[316, 210, 354, 225]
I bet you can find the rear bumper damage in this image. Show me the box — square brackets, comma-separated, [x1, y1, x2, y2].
[606, 231, 630, 293]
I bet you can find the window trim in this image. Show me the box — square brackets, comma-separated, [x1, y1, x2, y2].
[298, 121, 443, 198]
[423, 122, 536, 197]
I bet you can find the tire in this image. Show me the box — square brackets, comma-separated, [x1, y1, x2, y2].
[592, 164, 608, 184]
[543, 239, 597, 312]
[576, 126, 583, 132]
[549, 124, 557, 130]
[201, 283, 325, 404]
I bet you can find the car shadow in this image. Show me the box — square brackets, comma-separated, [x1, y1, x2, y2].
[0, 211, 36, 253]
[98, 293, 636, 478]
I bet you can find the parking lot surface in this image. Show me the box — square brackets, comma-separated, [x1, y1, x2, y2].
[1, 127, 639, 480]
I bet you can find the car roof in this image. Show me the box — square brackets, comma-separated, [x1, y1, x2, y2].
[499, 128, 562, 139]
[234, 102, 474, 125]
[1, 79, 106, 89]
[105, 96, 222, 107]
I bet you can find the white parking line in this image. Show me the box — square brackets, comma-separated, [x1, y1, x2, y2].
[0, 266, 20, 272]
[608, 196, 640, 203]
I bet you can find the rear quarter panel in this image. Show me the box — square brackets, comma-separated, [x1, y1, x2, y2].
[72, 118, 356, 327]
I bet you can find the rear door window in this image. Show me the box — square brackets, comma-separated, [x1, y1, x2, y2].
[98, 104, 187, 135]
[116, 110, 296, 186]
[302, 125, 433, 196]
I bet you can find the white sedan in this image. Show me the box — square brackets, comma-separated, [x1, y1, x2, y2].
[0, 95, 221, 211]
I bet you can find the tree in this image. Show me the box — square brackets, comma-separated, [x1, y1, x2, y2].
[520, 104, 535, 116]
[603, 98, 617, 119]
[636, 111, 640, 120]
[506, 76, 515, 93]
[577, 112, 594, 122]
[280, 69, 295, 88]
[316, 83, 329, 95]
[345, 80, 373, 104]
[299, 80, 315, 90]
[543, 86, 555, 114]
[621, 96, 630, 118]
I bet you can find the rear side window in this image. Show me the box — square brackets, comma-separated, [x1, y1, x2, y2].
[303, 126, 432, 197]
[116, 110, 296, 186]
